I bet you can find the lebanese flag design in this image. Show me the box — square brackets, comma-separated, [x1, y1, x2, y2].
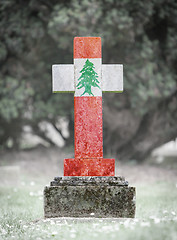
[74, 37, 102, 158]
[64, 37, 115, 176]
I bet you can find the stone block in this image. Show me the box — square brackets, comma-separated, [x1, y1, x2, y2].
[52, 65, 74, 93]
[102, 64, 123, 92]
[64, 158, 115, 176]
[44, 176, 136, 218]
[74, 97, 103, 159]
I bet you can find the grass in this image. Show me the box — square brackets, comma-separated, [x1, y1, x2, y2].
[0, 147, 177, 239]
[0, 179, 177, 240]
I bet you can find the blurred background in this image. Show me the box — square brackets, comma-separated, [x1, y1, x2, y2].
[0, 0, 177, 164]
[1, 2, 177, 238]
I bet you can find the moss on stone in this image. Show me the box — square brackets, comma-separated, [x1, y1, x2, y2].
[44, 177, 136, 218]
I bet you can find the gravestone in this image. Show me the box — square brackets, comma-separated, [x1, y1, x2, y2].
[44, 37, 136, 218]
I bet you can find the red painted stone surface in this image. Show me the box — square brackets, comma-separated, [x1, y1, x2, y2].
[64, 158, 115, 176]
[62, 37, 115, 176]
[74, 37, 101, 59]
[74, 96, 103, 159]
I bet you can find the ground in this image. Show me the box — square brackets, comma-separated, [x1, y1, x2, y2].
[0, 147, 177, 240]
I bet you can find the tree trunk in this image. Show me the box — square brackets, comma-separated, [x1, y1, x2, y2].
[103, 90, 177, 162]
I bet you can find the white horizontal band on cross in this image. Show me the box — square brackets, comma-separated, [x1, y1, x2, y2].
[52, 65, 74, 92]
[102, 65, 123, 92]
[52, 64, 123, 93]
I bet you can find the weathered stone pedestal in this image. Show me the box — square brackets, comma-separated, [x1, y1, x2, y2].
[44, 176, 136, 218]
[45, 37, 136, 219]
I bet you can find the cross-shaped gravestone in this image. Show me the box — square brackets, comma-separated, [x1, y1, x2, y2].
[44, 37, 135, 218]
[52, 37, 123, 176]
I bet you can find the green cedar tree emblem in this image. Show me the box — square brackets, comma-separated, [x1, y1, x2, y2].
[76, 59, 100, 96]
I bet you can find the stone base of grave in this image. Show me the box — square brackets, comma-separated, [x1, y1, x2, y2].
[64, 158, 115, 176]
[44, 176, 136, 218]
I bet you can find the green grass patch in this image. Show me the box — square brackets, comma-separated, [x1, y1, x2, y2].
[0, 180, 177, 239]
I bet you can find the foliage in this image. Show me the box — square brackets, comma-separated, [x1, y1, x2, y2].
[76, 59, 100, 96]
[0, 0, 176, 159]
